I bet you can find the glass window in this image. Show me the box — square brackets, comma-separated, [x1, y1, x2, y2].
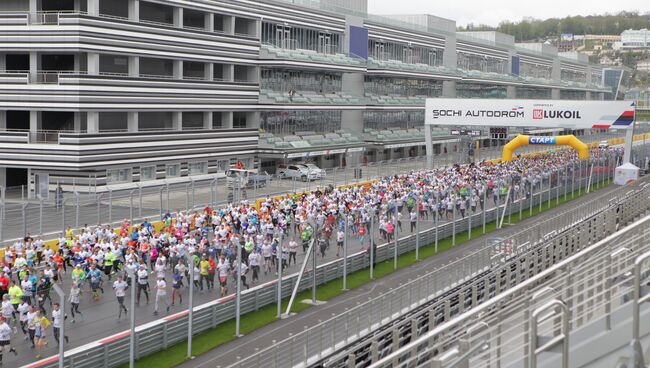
[166, 164, 181, 178]
[140, 166, 157, 181]
[106, 168, 132, 184]
[189, 161, 208, 176]
[217, 160, 229, 172]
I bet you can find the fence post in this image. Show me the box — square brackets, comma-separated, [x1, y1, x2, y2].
[159, 187, 164, 220]
[138, 184, 143, 218]
[75, 192, 80, 228]
[0, 186, 4, 242]
[108, 189, 113, 225]
[191, 179, 196, 209]
[39, 198, 43, 236]
[129, 190, 135, 226]
[482, 189, 487, 234]
[452, 197, 456, 245]
[60, 200, 66, 235]
[185, 183, 190, 212]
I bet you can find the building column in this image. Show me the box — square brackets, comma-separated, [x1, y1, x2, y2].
[87, 52, 100, 75]
[128, 0, 140, 21]
[223, 64, 234, 81]
[29, 111, 39, 134]
[224, 16, 235, 35]
[205, 13, 214, 32]
[173, 60, 183, 79]
[586, 91, 592, 100]
[87, 112, 99, 133]
[424, 125, 433, 170]
[341, 72, 364, 134]
[0, 110, 6, 129]
[442, 81, 457, 98]
[222, 112, 233, 129]
[29, 51, 38, 83]
[204, 63, 214, 81]
[73, 112, 81, 131]
[127, 112, 138, 132]
[551, 88, 561, 100]
[173, 7, 183, 28]
[87, 0, 99, 16]
[29, 0, 38, 23]
[172, 112, 182, 130]
[506, 86, 516, 99]
[128, 56, 139, 77]
[0, 168, 6, 189]
[203, 112, 213, 129]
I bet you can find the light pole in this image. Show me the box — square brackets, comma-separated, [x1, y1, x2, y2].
[235, 240, 242, 337]
[129, 269, 136, 368]
[187, 262, 194, 359]
[52, 284, 65, 368]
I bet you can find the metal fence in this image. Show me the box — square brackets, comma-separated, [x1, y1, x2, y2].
[369, 191, 650, 368]
[30, 149, 642, 368]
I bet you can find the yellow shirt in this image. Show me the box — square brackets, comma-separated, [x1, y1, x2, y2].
[199, 260, 209, 276]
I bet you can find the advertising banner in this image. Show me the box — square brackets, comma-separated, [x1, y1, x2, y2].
[425, 98, 636, 129]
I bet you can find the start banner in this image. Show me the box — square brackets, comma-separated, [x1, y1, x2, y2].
[425, 98, 636, 129]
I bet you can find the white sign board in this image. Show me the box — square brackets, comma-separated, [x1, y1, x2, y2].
[425, 99, 636, 129]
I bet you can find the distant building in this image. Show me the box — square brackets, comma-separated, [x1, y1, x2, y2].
[621, 29, 650, 49]
[584, 34, 621, 42]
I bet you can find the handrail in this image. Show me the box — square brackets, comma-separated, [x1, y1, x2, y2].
[370, 209, 650, 367]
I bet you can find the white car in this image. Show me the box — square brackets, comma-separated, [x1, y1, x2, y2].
[598, 140, 609, 148]
[302, 163, 326, 179]
[278, 164, 318, 182]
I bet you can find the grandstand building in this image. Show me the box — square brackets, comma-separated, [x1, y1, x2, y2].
[0, 0, 612, 195]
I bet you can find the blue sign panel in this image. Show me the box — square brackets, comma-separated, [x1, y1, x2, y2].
[349, 26, 368, 60]
[529, 136, 556, 145]
[511, 55, 520, 76]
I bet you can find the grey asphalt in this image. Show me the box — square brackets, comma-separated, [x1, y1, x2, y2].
[177, 182, 623, 368]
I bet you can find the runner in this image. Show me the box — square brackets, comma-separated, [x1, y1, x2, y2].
[51, 302, 69, 345]
[171, 269, 183, 306]
[0, 316, 18, 366]
[153, 276, 169, 316]
[68, 283, 83, 323]
[136, 265, 150, 306]
[217, 256, 230, 297]
[112, 276, 129, 320]
[88, 263, 104, 301]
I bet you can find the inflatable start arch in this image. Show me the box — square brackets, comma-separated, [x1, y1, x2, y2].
[502, 135, 589, 162]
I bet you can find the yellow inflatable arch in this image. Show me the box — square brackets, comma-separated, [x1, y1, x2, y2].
[502, 134, 590, 162]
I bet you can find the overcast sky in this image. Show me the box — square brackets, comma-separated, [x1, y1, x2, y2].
[368, 0, 649, 27]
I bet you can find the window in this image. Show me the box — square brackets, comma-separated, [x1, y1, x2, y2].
[140, 166, 157, 181]
[189, 161, 208, 176]
[106, 168, 132, 184]
[166, 164, 181, 178]
[217, 160, 229, 172]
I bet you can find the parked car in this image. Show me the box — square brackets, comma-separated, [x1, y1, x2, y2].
[302, 163, 326, 179]
[225, 169, 271, 188]
[598, 140, 609, 149]
[277, 164, 318, 182]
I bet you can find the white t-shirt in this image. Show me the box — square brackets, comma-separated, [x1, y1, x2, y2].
[156, 279, 167, 296]
[113, 280, 128, 298]
[52, 308, 63, 328]
[18, 303, 29, 322]
[0, 322, 11, 341]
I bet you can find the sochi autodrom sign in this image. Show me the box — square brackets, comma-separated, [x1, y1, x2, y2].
[425, 98, 636, 129]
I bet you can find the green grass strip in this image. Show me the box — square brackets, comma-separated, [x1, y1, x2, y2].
[123, 179, 612, 368]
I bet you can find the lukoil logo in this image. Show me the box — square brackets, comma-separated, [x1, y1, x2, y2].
[533, 109, 544, 119]
[529, 136, 556, 145]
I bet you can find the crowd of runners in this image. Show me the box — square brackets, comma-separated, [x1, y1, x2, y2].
[0, 147, 618, 365]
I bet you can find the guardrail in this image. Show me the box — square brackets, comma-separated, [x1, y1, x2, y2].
[369, 185, 650, 368]
[29, 153, 626, 368]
